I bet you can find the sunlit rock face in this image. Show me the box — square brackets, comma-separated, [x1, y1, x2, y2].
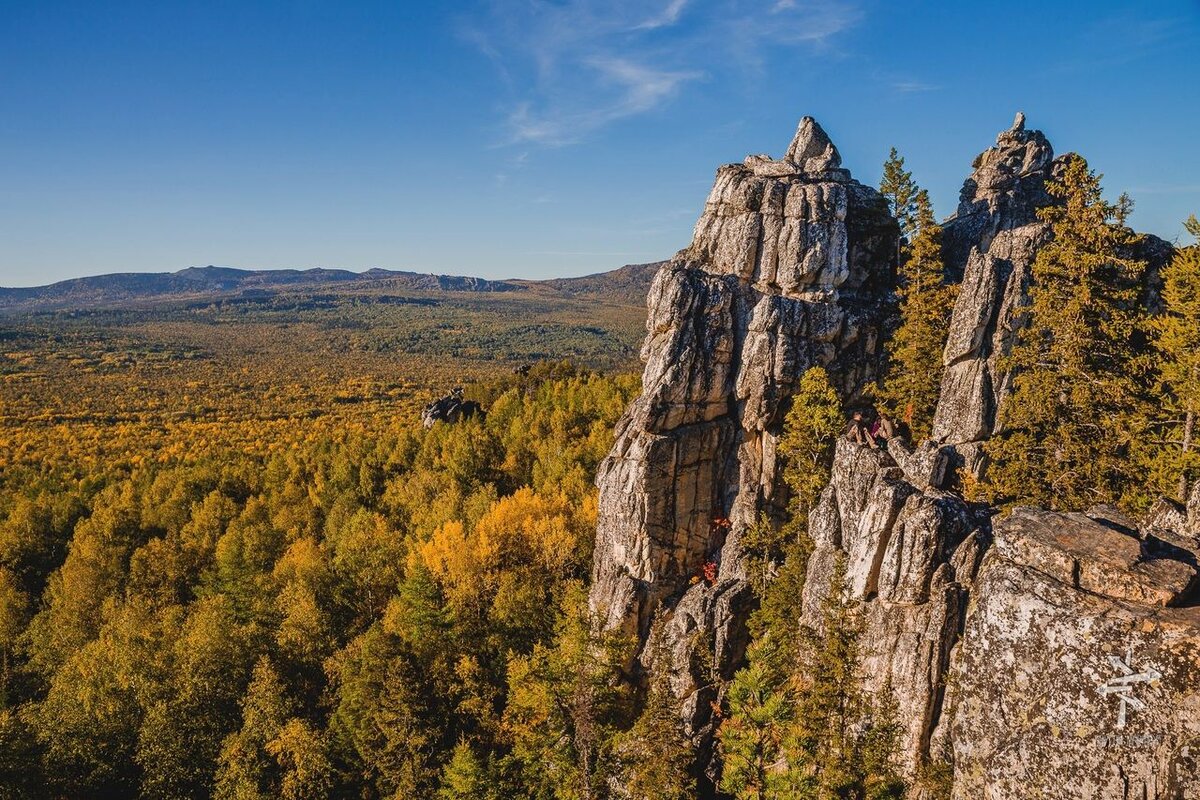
[931, 114, 1174, 475]
[930, 113, 1062, 471]
[591, 114, 1200, 799]
[588, 117, 898, 768]
[944, 507, 1200, 800]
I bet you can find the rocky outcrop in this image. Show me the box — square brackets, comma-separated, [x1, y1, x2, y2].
[930, 114, 1174, 475]
[930, 114, 1061, 469]
[802, 442, 1200, 795]
[588, 118, 898, 762]
[591, 113, 1199, 798]
[944, 508, 1200, 800]
[802, 439, 989, 774]
[420, 388, 484, 428]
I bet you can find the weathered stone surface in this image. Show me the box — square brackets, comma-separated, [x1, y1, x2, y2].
[593, 113, 1200, 799]
[784, 116, 842, 173]
[886, 437, 954, 490]
[993, 507, 1198, 607]
[802, 440, 987, 774]
[588, 119, 898, 770]
[930, 115, 1060, 452]
[947, 508, 1200, 800]
[420, 387, 484, 428]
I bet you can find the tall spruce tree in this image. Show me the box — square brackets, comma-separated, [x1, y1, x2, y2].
[1153, 215, 1200, 499]
[784, 556, 905, 799]
[880, 148, 920, 239]
[876, 190, 956, 440]
[983, 155, 1150, 509]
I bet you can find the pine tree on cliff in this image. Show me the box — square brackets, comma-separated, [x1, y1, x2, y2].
[778, 367, 844, 529]
[618, 614, 694, 800]
[1153, 214, 1200, 500]
[717, 649, 792, 800]
[880, 148, 920, 238]
[784, 555, 905, 799]
[876, 190, 956, 440]
[983, 155, 1150, 510]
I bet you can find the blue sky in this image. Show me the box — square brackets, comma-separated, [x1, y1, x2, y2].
[1, 0, 1197, 286]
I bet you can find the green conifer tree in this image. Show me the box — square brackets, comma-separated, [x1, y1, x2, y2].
[504, 583, 631, 800]
[437, 741, 503, 800]
[717, 649, 793, 800]
[983, 155, 1150, 510]
[876, 190, 956, 440]
[1153, 215, 1200, 499]
[778, 367, 844, 528]
[783, 555, 906, 799]
[880, 148, 920, 239]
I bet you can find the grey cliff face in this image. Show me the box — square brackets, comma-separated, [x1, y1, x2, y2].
[591, 114, 1199, 799]
[588, 117, 898, 757]
[946, 508, 1200, 800]
[803, 439, 988, 775]
[930, 115, 1061, 463]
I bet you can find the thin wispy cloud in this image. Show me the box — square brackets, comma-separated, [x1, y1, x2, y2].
[892, 80, 939, 94]
[463, 0, 861, 147]
[634, 0, 690, 31]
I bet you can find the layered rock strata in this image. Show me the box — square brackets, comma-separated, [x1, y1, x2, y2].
[588, 118, 898, 758]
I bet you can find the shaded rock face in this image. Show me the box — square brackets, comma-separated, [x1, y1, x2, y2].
[945, 508, 1200, 800]
[930, 116, 1062, 461]
[588, 118, 898, 756]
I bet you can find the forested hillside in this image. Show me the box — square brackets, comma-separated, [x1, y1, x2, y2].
[0, 362, 642, 798]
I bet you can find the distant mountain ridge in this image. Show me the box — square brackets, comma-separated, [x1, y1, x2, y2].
[0, 262, 664, 312]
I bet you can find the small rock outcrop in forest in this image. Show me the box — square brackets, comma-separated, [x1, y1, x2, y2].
[588, 117, 898, 762]
[592, 113, 1200, 799]
[420, 388, 484, 428]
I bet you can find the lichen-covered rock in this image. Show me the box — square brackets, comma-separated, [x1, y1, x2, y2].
[947, 508, 1200, 800]
[588, 118, 898, 764]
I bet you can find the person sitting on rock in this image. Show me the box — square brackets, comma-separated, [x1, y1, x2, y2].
[846, 410, 877, 448]
[871, 410, 895, 442]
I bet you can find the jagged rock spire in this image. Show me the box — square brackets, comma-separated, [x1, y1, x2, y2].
[784, 116, 842, 171]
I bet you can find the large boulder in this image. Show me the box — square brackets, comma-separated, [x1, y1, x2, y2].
[946, 508, 1200, 800]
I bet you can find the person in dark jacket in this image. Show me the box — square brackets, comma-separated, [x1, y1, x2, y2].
[845, 410, 877, 448]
